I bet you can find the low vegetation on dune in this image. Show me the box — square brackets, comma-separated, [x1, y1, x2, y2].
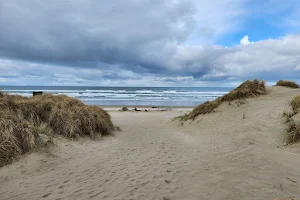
[0, 112, 43, 166]
[286, 120, 300, 144]
[276, 80, 299, 88]
[221, 79, 266, 101]
[290, 94, 300, 113]
[284, 94, 300, 144]
[185, 79, 266, 120]
[0, 93, 115, 167]
[187, 97, 222, 120]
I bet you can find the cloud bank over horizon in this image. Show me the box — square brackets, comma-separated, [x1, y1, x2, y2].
[0, 0, 299, 86]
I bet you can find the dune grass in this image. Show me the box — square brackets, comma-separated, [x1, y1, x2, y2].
[286, 120, 300, 144]
[0, 112, 44, 166]
[276, 80, 299, 88]
[290, 94, 300, 113]
[188, 97, 222, 120]
[0, 92, 115, 167]
[221, 79, 266, 101]
[172, 114, 188, 122]
[185, 79, 266, 120]
[284, 95, 300, 144]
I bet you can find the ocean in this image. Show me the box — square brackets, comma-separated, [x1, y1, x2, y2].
[0, 86, 233, 107]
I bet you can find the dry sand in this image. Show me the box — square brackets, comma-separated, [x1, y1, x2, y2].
[0, 86, 300, 200]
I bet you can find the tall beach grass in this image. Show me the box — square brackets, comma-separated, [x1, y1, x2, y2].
[0, 92, 115, 167]
[284, 94, 300, 144]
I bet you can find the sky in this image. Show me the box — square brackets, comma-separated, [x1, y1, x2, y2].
[0, 0, 299, 86]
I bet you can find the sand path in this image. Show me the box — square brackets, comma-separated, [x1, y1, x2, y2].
[0, 87, 300, 200]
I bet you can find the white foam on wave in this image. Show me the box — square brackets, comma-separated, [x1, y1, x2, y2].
[8, 92, 32, 97]
[85, 90, 127, 93]
[134, 90, 155, 93]
[3, 88, 230, 105]
[161, 90, 178, 93]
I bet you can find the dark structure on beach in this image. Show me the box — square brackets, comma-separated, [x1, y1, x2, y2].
[33, 91, 43, 96]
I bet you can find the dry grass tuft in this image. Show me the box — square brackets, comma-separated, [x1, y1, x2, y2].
[0, 111, 43, 166]
[49, 105, 113, 139]
[188, 98, 222, 120]
[285, 120, 300, 144]
[184, 79, 266, 120]
[221, 79, 266, 101]
[276, 80, 299, 88]
[290, 94, 300, 113]
[172, 114, 189, 125]
[284, 95, 300, 144]
[282, 111, 295, 123]
[0, 92, 115, 167]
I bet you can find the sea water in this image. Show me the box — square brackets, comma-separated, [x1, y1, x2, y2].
[0, 86, 233, 106]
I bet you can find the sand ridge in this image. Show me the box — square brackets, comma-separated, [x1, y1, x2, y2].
[0, 86, 300, 200]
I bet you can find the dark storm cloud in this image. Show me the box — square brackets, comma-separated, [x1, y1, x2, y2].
[0, 0, 195, 75]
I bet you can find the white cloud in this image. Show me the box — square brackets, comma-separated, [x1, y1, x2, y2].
[240, 35, 253, 46]
[1, 34, 300, 86]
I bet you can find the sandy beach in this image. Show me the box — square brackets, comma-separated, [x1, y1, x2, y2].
[0, 86, 300, 200]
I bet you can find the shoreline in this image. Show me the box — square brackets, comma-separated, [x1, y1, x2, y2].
[101, 105, 194, 112]
[1, 86, 229, 108]
[98, 105, 195, 109]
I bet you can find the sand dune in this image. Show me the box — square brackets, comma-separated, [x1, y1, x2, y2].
[0, 86, 300, 200]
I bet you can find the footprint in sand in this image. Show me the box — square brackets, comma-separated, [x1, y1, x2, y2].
[42, 193, 51, 198]
[165, 180, 171, 184]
